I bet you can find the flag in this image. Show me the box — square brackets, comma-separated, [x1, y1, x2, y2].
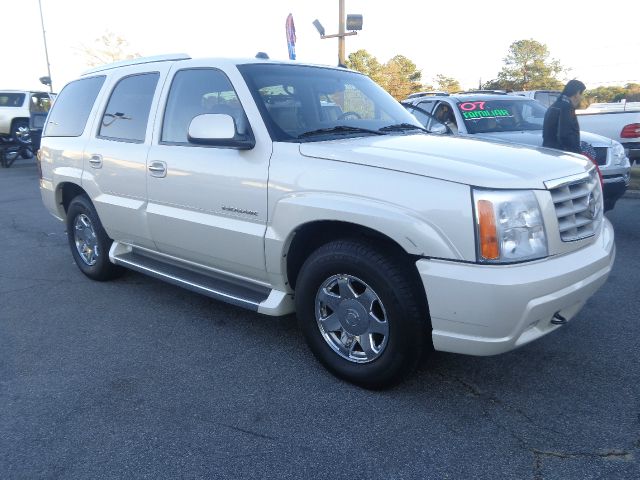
[286, 13, 296, 60]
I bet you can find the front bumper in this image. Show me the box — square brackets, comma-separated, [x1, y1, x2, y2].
[417, 218, 615, 356]
[603, 175, 629, 208]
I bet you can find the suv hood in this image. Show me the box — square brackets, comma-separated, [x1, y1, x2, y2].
[473, 129, 613, 148]
[299, 134, 590, 189]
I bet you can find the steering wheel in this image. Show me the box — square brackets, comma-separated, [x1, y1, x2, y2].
[337, 111, 362, 120]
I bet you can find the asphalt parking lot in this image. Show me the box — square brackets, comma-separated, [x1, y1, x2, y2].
[1, 160, 639, 480]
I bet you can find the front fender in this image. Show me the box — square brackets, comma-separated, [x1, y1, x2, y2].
[265, 189, 475, 288]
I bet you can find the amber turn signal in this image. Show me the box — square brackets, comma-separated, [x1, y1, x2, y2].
[477, 200, 499, 260]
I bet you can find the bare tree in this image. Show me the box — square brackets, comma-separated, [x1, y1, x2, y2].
[78, 31, 141, 67]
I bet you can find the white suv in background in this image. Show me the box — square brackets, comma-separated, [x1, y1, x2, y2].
[39, 55, 615, 388]
[0, 90, 53, 145]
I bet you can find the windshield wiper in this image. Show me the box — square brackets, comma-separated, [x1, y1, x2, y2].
[297, 125, 384, 139]
[378, 123, 427, 133]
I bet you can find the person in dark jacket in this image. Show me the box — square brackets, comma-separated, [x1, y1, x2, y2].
[542, 80, 586, 153]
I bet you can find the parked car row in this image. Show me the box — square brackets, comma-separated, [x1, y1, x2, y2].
[402, 92, 631, 210]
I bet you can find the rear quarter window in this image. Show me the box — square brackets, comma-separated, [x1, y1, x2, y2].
[43, 76, 106, 137]
[0, 93, 26, 107]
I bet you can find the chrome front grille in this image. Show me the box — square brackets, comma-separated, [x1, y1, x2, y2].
[547, 169, 603, 242]
[592, 147, 608, 166]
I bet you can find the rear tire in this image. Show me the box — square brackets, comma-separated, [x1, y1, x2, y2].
[295, 239, 428, 389]
[11, 120, 31, 145]
[66, 195, 124, 281]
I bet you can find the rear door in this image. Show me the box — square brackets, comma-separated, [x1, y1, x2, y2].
[82, 64, 170, 249]
[145, 64, 272, 281]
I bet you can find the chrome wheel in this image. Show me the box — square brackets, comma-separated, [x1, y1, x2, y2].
[73, 214, 99, 266]
[315, 274, 389, 363]
[13, 123, 31, 145]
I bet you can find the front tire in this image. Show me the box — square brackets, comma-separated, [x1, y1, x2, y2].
[66, 195, 124, 281]
[295, 239, 428, 389]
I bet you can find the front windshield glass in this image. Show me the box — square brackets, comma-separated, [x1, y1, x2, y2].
[456, 98, 547, 134]
[238, 63, 423, 142]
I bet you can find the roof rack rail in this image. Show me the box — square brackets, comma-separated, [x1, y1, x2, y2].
[458, 90, 509, 95]
[82, 54, 191, 75]
[406, 91, 449, 99]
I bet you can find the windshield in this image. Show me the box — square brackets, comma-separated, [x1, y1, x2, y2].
[238, 63, 423, 142]
[456, 98, 547, 134]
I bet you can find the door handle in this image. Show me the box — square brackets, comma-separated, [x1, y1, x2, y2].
[148, 161, 167, 178]
[88, 154, 102, 168]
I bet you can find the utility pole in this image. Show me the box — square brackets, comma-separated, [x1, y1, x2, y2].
[313, 0, 362, 67]
[38, 0, 53, 93]
[338, 0, 346, 66]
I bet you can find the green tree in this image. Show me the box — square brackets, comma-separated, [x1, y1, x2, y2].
[487, 39, 564, 91]
[347, 50, 423, 100]
[346, 49, 383, 84]
[79, 31, 141, 67]
[434, 74, 461, 93]
[583, 83, 640, 105]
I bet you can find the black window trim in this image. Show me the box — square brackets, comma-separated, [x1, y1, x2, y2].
[96, 71, 160, 144]
[158, 66, 254, 148]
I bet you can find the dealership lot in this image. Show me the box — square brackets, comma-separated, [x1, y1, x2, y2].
[1, 162, 638, 479]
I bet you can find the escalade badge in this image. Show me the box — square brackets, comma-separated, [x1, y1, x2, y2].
[222, 206, 258, 216]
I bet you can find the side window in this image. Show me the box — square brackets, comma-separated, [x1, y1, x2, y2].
[0, 92, 26, 107]
[416, 100, 435, 113]
[433, 103, 457, 126]
[99, 73, 159, 143]
[30, 93, 53, 113]
[534, 92, 549, 107]
[547, 92, 560, 106]
[406, 106, 431, 127]
[43, 76, 105, 137]
[162, 68, 247, 144]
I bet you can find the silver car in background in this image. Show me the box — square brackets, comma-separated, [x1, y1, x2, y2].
[403, 93, 631, 210]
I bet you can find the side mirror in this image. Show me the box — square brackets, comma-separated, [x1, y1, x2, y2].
[187, 114, 255, 150]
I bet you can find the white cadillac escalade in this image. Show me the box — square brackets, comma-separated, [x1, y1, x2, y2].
[39, 55, 615, 388]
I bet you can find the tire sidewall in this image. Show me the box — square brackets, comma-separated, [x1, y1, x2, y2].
[66, 195, 117, 281]
[12, 120, 31, 145]
[296, 241, 425, 388]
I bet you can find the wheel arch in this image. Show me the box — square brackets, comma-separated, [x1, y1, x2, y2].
[285, 220, 413, 291]
[56, 181, 89, 219]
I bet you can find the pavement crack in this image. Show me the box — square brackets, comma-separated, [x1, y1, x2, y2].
[436, 372, 565, 437]
[532, 448, 633, 461]
[220, 423, 277, 441]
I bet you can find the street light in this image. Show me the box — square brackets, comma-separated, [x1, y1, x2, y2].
[312, 19, 326, 37]
[313, 0, 363, 67]
[38, 0, 53, 93]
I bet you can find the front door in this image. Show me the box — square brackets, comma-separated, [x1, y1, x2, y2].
[145, 67, 271, 282]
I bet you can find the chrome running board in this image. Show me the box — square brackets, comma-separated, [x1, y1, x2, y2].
[109, 243, 273, 312]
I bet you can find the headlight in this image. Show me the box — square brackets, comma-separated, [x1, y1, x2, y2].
[473, 189, 548, 263]
[611, 141, 628, 166]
